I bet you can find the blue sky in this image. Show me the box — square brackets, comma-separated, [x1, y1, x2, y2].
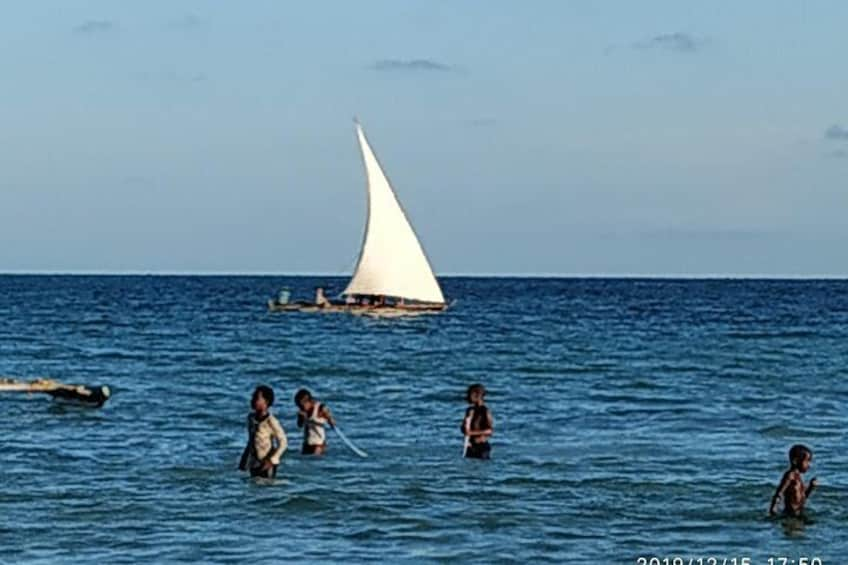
[1, 1, 846, 275]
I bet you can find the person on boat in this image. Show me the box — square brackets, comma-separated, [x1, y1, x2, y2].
[239, 385, 287, 478]
[315, 287, 330, 308]
[461, 383, 493, 460]
[277, 288, 291, 305]
[769, 444, 818, 517]
[294, 388, 336, 455]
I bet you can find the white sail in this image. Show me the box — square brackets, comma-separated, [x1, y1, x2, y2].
[343, 122, 445, 304]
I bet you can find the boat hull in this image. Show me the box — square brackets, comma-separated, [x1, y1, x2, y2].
[267, 300, 447, 317]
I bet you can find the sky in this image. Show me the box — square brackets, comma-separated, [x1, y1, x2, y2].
[1, 0, 846, 276]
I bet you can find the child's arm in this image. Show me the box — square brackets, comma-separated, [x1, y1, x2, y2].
[769, 471, 792, 515]
[806, 477, 818, 498]
[320, 404, 337, 428]
[263, 416, 287, 469]
[238, 416, 252, 470]
[461, 409, 472, 437]
[238, 445, 250, 471]
[463, 409, 494, 438]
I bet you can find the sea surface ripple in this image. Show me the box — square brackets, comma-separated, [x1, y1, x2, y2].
[1, 276, 846, 563]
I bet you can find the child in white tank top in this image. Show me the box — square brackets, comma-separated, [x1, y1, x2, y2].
[294, 388, 336, 455]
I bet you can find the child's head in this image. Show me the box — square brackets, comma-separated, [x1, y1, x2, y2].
[788, 444, 813, 472]
[252, 385, 275, 412]
[466, 383, 486, 404]
[294, 388, 313, 410]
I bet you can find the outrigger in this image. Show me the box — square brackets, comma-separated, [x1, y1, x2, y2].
[0, 377, 111, 408]
[269, 120, 448, 317]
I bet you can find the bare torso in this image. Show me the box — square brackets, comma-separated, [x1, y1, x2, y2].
[782, 470, 807, 516]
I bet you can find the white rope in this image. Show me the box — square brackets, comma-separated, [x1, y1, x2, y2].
[332, 426, 368, 458]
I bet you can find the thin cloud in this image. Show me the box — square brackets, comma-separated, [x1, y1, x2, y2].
[169, 14, 202, 31]
[466, 117, 498, 128]
[370, 59, 454, 73]
[137, 71, 208, 83]
[634, 32, 704, 53]
[122, 175, 153, 186]
[637, 227, 772, 241]
[826, 149, 848, 159]
[73, 20, 116, 35]
[824, 124, 848, 141]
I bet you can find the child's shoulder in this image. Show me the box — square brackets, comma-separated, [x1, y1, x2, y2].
[267, 412, 285, 428]
[782, 468, 800, 482]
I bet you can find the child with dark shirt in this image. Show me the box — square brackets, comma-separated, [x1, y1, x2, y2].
[462, 383, 493, 459]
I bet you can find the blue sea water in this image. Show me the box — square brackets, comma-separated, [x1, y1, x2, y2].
[1, 275, 846, 564]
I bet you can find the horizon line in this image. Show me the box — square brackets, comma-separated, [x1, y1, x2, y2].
[1, 270, 847, 280]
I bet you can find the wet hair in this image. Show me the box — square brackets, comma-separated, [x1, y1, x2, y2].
[788, 444, 812, 465]
[294, 388, 312, 407]
[466, 383, 486, 403]
[252, 385, 274, 407]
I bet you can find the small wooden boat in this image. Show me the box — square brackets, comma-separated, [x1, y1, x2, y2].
[267, 300, 447, 316]
[269, 120, 448, 317]
[0, 377, 111, 407]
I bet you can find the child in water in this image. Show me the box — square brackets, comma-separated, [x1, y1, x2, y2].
[462, 383, 493, 459]
[769, 444, 818, 516]
[239, 385, 287, 478]
[295, 388, 336, 455]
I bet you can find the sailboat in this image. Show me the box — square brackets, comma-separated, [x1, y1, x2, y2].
[268, 120, 448, 316]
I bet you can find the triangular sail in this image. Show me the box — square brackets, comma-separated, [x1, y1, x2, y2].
[343, 122, 445, 304]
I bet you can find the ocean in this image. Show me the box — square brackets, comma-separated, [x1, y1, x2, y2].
[1, 275, 846, 563]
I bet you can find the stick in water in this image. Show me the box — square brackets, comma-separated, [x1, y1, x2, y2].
[462, 411, 472, 457]
[332, 425, 368, 458]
